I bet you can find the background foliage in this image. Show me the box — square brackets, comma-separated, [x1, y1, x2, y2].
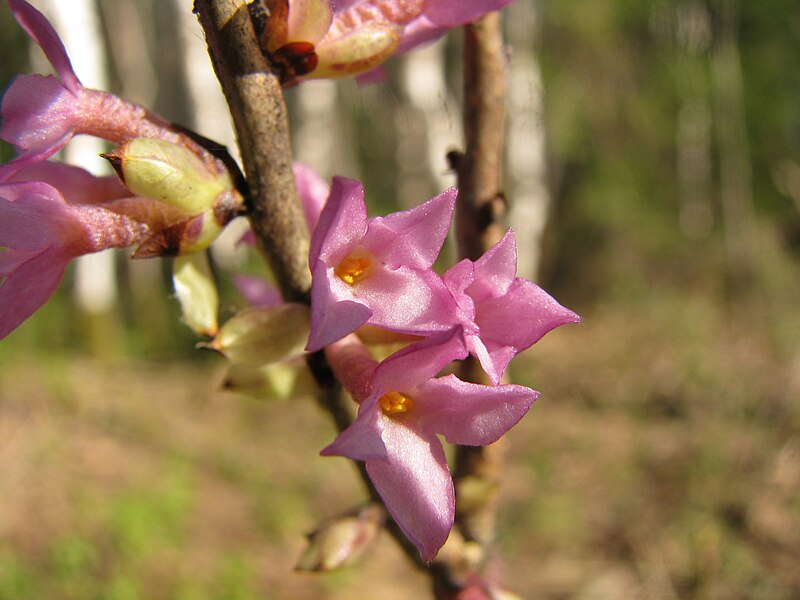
[1, 0, 799, 597]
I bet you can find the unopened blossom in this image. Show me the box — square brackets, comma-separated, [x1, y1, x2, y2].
[443, 229, 580, 385]
[102, 137, 244, 256]
[306, 176, 459, 351]
[322, 332, 538, 561]
[0, 176, 147, 339]
[252, 0, 519, 83]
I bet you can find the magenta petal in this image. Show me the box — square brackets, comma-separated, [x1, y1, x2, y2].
[1, 74, 77, 152]
[8, 0, 81, 94]
[358, 265, 456, 334]
[320, 396, 388, 461]
[233, 275, 283, 308]
[307, 263, 373, 351]
[465, 334, 510, 386]
[0, 248, 69, 339]
[365, 420, 454, 561]
[0, 247, 40, 275]
[309, 176, 367, 266]
[423, 0, 516, 26]
[0, 137, 72, 181]
[396, 16, 448, 54]
[372, 328, 467, 393]
[442, 258, 476, 316]
[0, 189, 70, 249]
[7, 162, 130, 205]
[363, 187, 456, 269]
[476, 278, 580, 351]
[293, 162, 329, 233]
[414, 374, 538, 446]
[468, 228, 517, 302]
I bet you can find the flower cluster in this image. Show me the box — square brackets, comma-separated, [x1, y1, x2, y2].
[1, 0, 578, 569]
[0, 0, 244, 339]
[309, 178, 579, 560]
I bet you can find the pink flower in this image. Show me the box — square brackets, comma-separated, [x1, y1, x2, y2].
[321, 331, 537, 561]
[1, 0, 213, 172]
[256, 0, 519, 83]
[307, 176, 459, 351]
[294, 161, 330, 233]
[443, 229, 580, 385]
[0, 173, 147, 339]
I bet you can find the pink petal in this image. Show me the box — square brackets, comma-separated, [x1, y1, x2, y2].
[423, 0, 516, 26]
[357, 265, 457, 335]
[309, 176, 367, 266]
[365, 418, 453, 561]
[468, 228, 517, 302]
[293, 162, 329, 233]
[329, 0, 424, 29]
[396, 16, 447, 54]
[414, 374, 538, 446]
[0, 247, 69, 339]
[476, 278, 580, 352]
[465, 333, 511, 386]
[8, 161, 130, 205]
[0, 186, 73, 249]
[371, 328, 467, 393]
[442, 258, 476, 318]
[233, 275, 283, 308]
[320, 395, 387, 460]
[0, 247, 41, 276]
[8, 0, 81, 93]
[0, 138, 72, 181]
[0, 74, 77, 153]
[307, 262, 373, 351]
[363, 187, 456, 269]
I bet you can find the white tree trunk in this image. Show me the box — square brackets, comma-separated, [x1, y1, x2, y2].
[41, 0, 117, 314]
[398, 39, 462, 205]
[505, 1, 549, 282]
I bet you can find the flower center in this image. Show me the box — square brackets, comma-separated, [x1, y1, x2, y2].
[335, 255, 372, 285]
[379, 391, 414, 415]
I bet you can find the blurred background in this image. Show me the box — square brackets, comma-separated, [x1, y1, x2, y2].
[1, 0, 799, 598]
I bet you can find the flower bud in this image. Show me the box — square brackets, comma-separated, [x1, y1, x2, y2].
[221, 362, 316, 401]
[103, 138, 231, 214]
[103, 138, 244, 254]
[314, 22, 402, 79]
[203, 304, 310, 367]
[173, 253, 219, 337]
[295, 504, 384, 572]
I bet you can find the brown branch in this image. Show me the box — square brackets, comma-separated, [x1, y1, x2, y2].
[452, 10, 508, 564]
[193, 0, 310, 303]
[194, 0, 428, 574]
[454, 12, 508, 262]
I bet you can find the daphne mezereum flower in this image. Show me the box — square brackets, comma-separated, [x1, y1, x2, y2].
[1, 0, 228, 177]
[443, 229, 581, 385]
[252, 0, 518, 83]
[321, 332, 537, 561]
[0, 171, 147, 339]
[306, 176, 459, 351]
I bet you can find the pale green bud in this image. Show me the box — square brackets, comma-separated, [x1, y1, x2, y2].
[103, 138, 244, 255]
[221, 362, 317, 401]
[204, 304, 310, 367]
[104, 138, 231, 214]
[173, 253, 219, 337]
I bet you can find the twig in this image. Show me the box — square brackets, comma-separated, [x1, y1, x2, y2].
[193, 0, 310, 303]
[193, 0, 427, 575]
